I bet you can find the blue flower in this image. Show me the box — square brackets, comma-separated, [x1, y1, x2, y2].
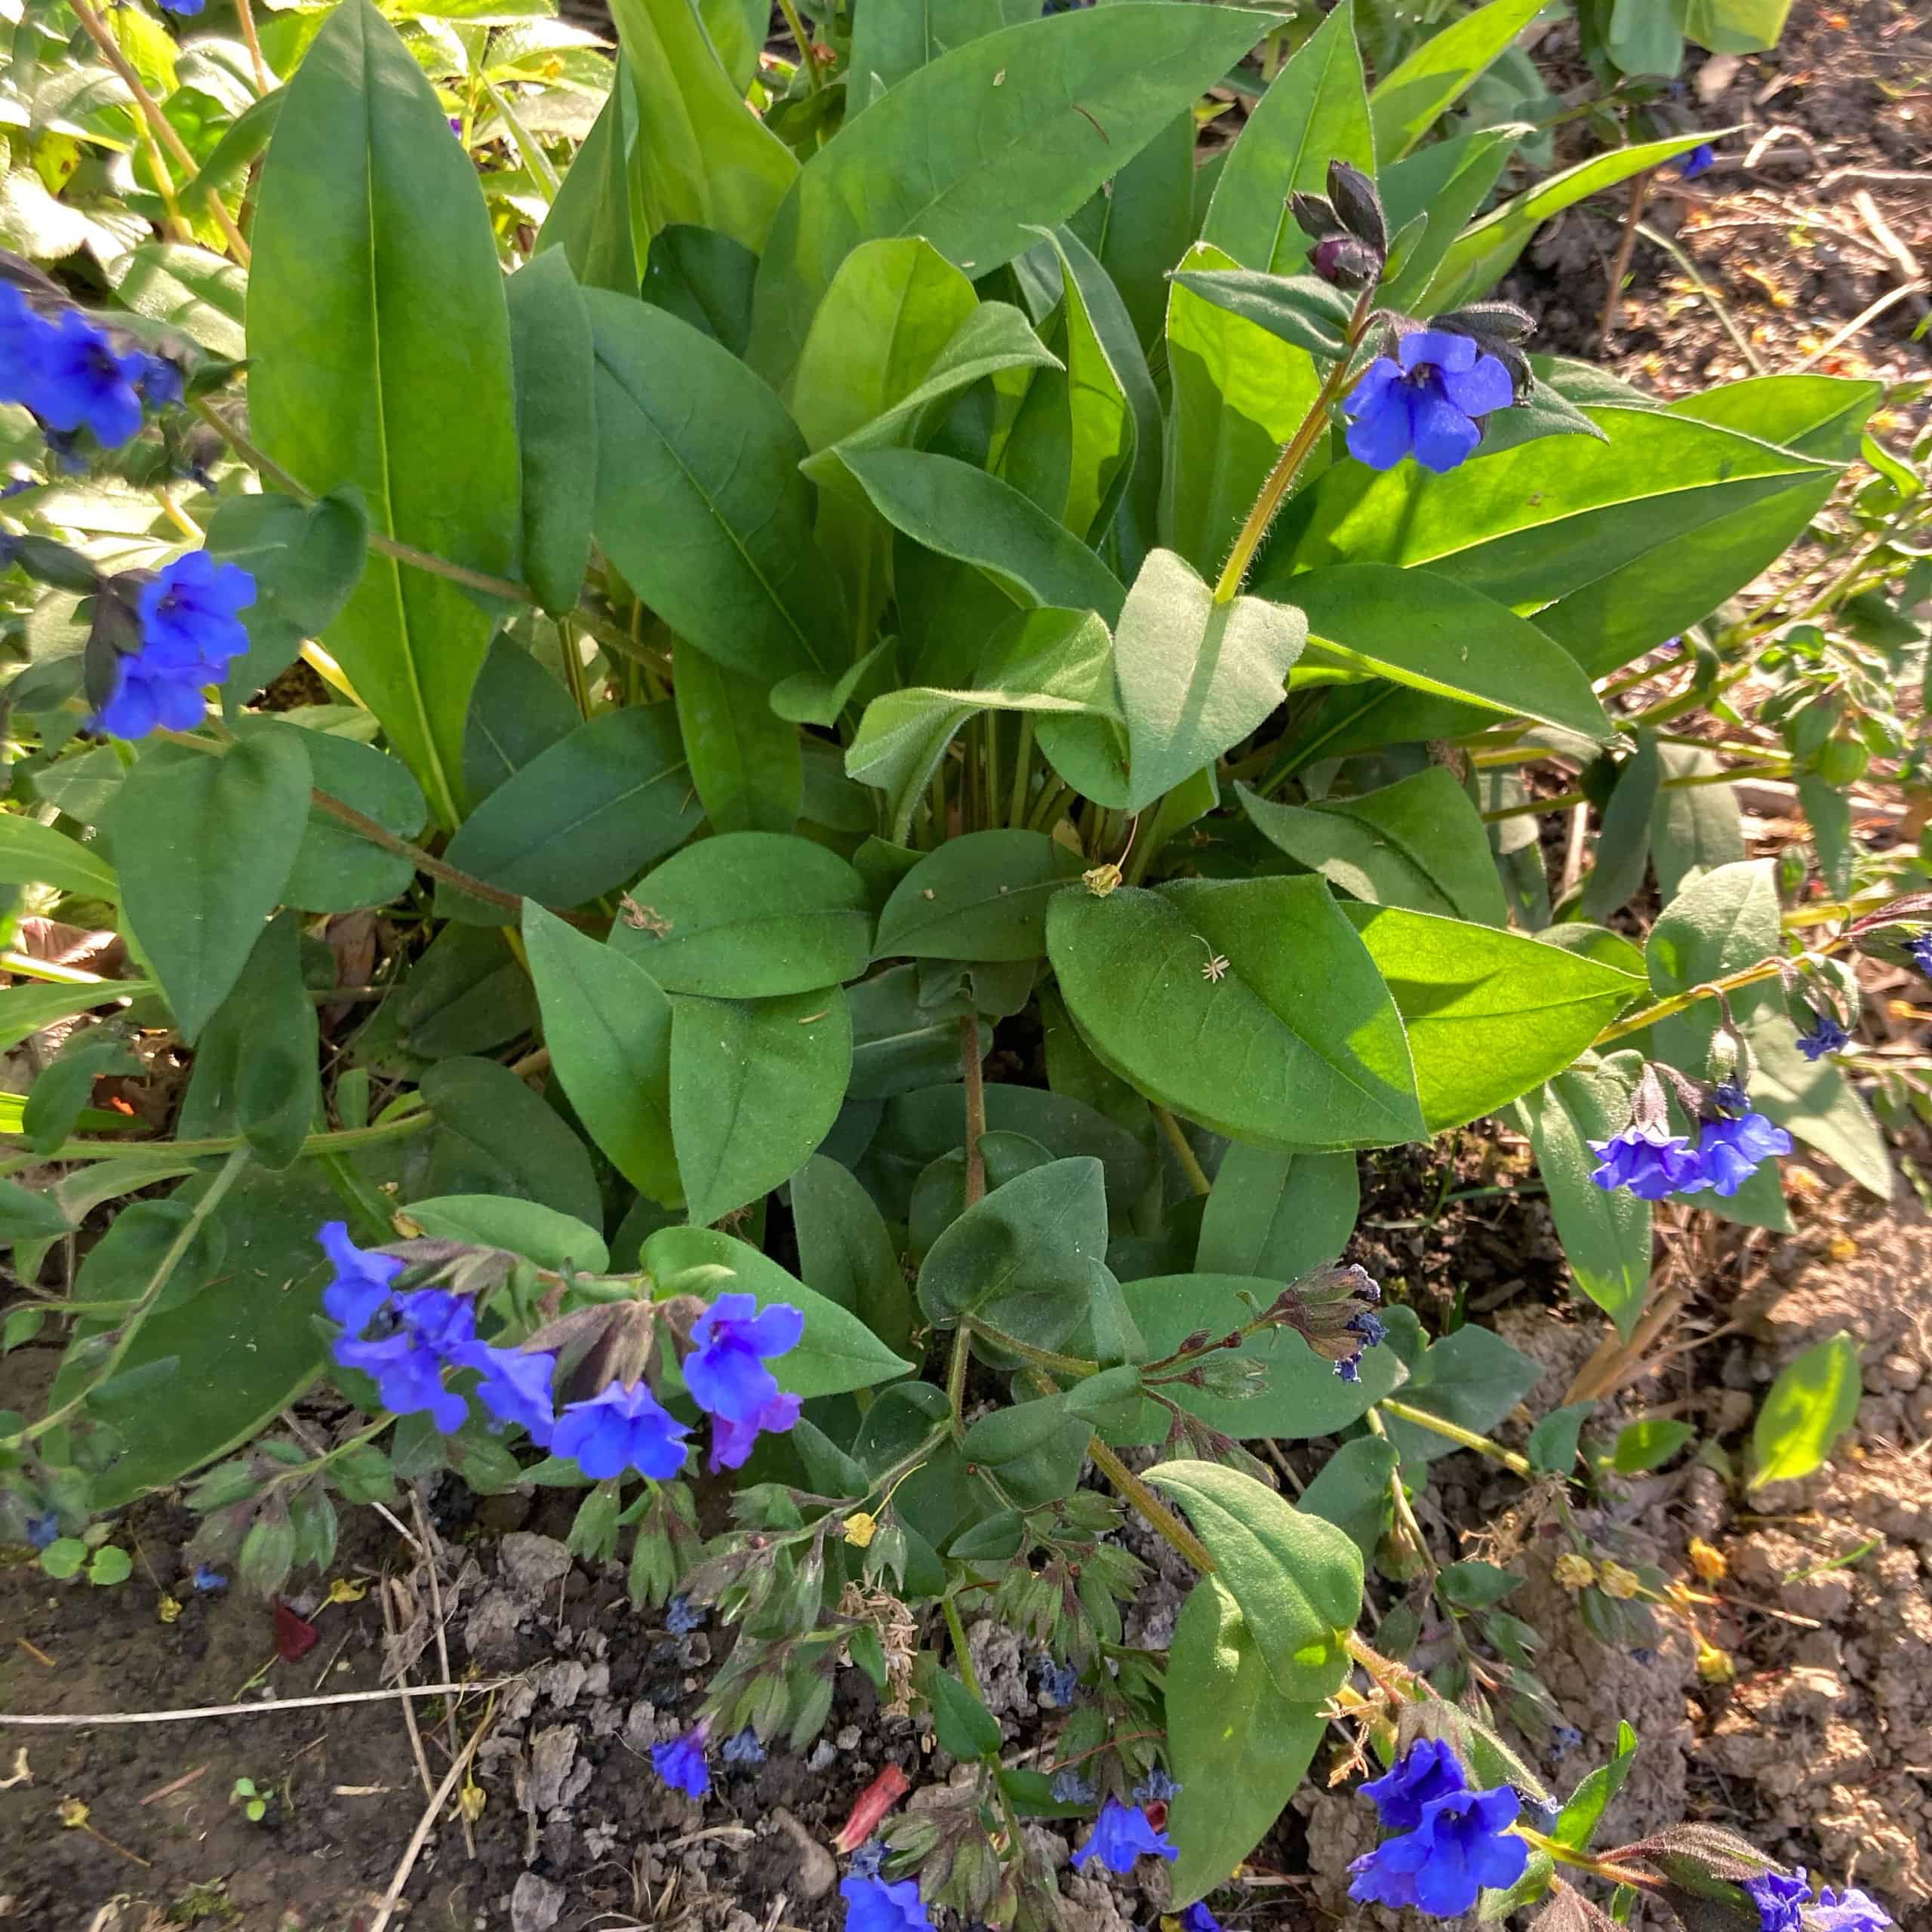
[1180, 1906, 1223, 1932]
[136, 355, 183, 408]
[846, 1842, 887, 1881]
[317, 1221, 403, 1335]
[1796, 1011, 1850, 1062]
[707, 1389, 801, 1472]
[0, 284, 51, 409]
[158, 0, 207, 14]
[334, 1290, 477, 1435]
[1071, 1796, 1177, 1873]
[652, 1721, 710, 1799]
[1678, 143, 1716, 179]
[1361, 1739, 1466, 1832]
[192, 1564, 226, 1591]
[1692, 1110, 1791, 1198]
[721, 1725, 767, 1766]
[1348, 1784, 1528, 1916]
[840, 1873, 931, 1932]
[1812, 1885, 1895, 1932]
[461, 1342, 557, 1446]
[1343, 329, 1515, 474]
[1035, 1656, 1079, 1708]
[1549, 1724, 1582, 1758]
[1051, 1766, 1097, 1804]
[1710, 1081, 1751, 1117]
[31, 309, 147, 448]
[685, 1294, 803, 1424]
[137, 550, 255, 672]
[665, 1594, 705, 1635]
[1134, 1766, 1180, 1803]
[1745, 1869, 1809, 1932]
[1588, 1122, 1705, 1200]
[1906, 933, 1932, 978]
[552, 1380, 691, 1480]
[24, 1511, 59, 1549]
[94, 648, 220, 738]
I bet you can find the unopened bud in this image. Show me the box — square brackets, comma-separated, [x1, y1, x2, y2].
[1554, 1552, 1597, 1591]
[1190, 1354, 1268, 1401]
[1289, 190, 1344, 241]
[1312, 233, 1381, 290]
[1082, 863, 1121, 898]
[1598, 1560, 1642, 1601]
[1326, 160, 1386, 255]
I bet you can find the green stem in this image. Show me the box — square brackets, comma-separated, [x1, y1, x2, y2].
[774, 0, 823, 92]
[1377, 1397, 1533, 1477]
[1213, 284, 1377, 603]
[3, 1147, 251, 1450]
[960, 1014, 986, 1211]
[1087, 1433, 1215, 1572]
[1152, 1105, 1212, 1198]
[482, 77, 561, 198]
[1591, 952, 1818, 1050]
[1005, 716, 1035, 828]
[964, 1322, 1097, 1380]
[23, 1109, 435, 1168]
[941, 1593, 982, 1703]
[1480, 761, 1789, 824]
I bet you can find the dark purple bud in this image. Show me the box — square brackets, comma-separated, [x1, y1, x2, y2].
[1312, 234, 1382, 290]
[1326, 160, 1386, 254]
[1289, 191, 1344, 242]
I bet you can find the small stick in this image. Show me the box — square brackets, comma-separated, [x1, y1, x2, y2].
[138, 1763, 208, 1806]
[1597, 171, 1651, 350]
[365, 1701, 494, 1932]
[380, 1579, 436, 1805]
[1793, 278, 1928, 371]
[14, 1638, 55, 1669]
[409, 1492, 471, 1857]
[0, 1680, 512, 1727]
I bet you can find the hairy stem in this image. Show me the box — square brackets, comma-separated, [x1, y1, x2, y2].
[1086, 1435, 1215, 1573]
[1152, 1105, 1212, 1198]
[960, 1014, 987, 1210]
[1377, 1398, 1534, 1477]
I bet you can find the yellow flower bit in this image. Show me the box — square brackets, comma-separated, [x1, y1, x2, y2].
[458, 1778, 488, 1823]
[1696, 1638, 1735, 1684]
[1552, 1552, 1596, 1591]
[843, 1512, 879, 1549]
[157, 1593, 182, 1624]
[1687, 1537, 1727, 1583]
[1082, 863, 1122, 898]
[1598, 1560, 1641, 1601]
[325, 1577, 368, 1606]
[58, 1797, 89, 1829]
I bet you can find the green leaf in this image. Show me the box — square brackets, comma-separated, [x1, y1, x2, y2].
[670, 988, 853, 1226]
[875, 829, 1083, 962]
[1515, 1059, 1652, 1337]
[1378, 1324, 1543, 1464]
[1552, 1722, 1638, 1852]
[463, 635, 582, 803]
[0, 811, 118, 902]
[1437, 1558, 1523, 1609]
[265, 721, 428, 914]
[522, 901, 681, 1206]
[176, 912, 319, 1171]
[0, 1176, 78, 1244]
[839, 449, 1125, 621]
[848, 0, 1037, 99]
[1580, 731, 1663, 923]
[422, 1055, 604, 1228]
[1681, 0, 1791, 54]
[642, 1223, 914, 1395]
[1114, 548, 1306, 814]
[249, 0, 520, 828]
[1376, 126, 1522, 314]
[23, 1035, 140, 1158]
[915, 1155, 1108, 1346]
[641, 222, 760, 354]
[748, 2, 1279, 383]
[1652, 743, 1744, 903]
[588, 293, 848, 685]
[1164, 267, 1355, 360]
[1612, 1417, 1697, 1474]
[1300, 1435, 1399, 1558]
[441, 703, 700, 918]
[108, 734, 311, 1043]
[506, 249, 595, 615]
[205, 490, 370, 699]
[1368, 0, 1546, 160]
[925, 1665, 1003, 1761]
[1161, 240, 1324, 580]
[0, 979, 152, 1057]
[1048, 878, 1423, 1150]
[1197, 1144, 1357, 1284]
[1527, 1400, 1594, 1475]
[611, 832, 871, 998]
[791, 1153, 914, 1355]
[1342, 905, 1644, 1132]
[608, 0, 796, 251]
[1164, 1574, 1328, 1903]
[1144, 1460, 1363, 1702]
[110, 240, 245, 357]
[1284, 565, 1614, 742]
[1201, 0, 1371, 272]
[1112, 1272, 1403, 1443]
[673, 643, 804, 837]
[537, 79, 636, 294]
[404, 1195, 610, 1274]
[1427, 134, 1724, 311]
[1072, 108, 1193, 353]
[1750, 1333, 1862, 1487]
[1241, 768, 1508, 926]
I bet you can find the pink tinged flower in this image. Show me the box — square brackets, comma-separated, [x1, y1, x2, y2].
[707, 1389, 802, 1472]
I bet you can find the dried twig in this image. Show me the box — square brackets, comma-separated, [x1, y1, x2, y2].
[409, 1491, 472, 1857]
[380, 1578, 436, 1805]
[366, 1700, 494, 1932]
[0, 1681, 512, 1727]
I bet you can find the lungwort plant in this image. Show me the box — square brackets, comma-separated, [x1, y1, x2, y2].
[0, 0, 1918, 1925]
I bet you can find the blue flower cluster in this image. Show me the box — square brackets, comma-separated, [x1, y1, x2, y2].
[841, 1873, 931, 1932]
[1072, 1795, 1177, 1872]
[1746, 1870, 1894, 1932]
[1810, 1885, 1896, 1932]
[1796, 1011, 1850, 1063]
[1343, 329, 1515, 474]
[1589, 1098, 1792, 1202]
[96, 551, 257, 739]
[1, 284, 181, 450]
[1348, 1740, 1529, 1918]
[319, 1228, 804, 1482]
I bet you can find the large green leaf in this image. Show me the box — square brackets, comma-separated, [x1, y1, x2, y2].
[269, 721, 428, 914]
[608, 0, 795, 251]
[1651, 745, 1745, 903]
[522, 902, 680, 1206]
[505, 249, 595, 616]
[248, 0, 519, 829]
[1375, 125, 1520, 312]
[422, 1056, 603, 1228]
[1048, 878, 1423, 1150]
[1667, 373, 1882, 463]
[1240, 767, 1508, 925]
[0, 811, 118, 902]
[0, 977, 155, 1054]
[1161, 241, 1323, 580]
[1195, 1143, 1359, 1280]
[1367, 0, 1546, 161]
[1145, 1461, 1362, 1702]
[611, 832, 871, 997]
[1343, 904, 1644, 1131]
[673, 643, 804, 836]
[670, 987, 853, 1225]
[536, 79, 637, 294]
[1378, 1321, 1543, 1466]
[1201, 0, 1371, 271]
[1164, 1576, 1327, 1903]
[791, 1152, 914, 1355]
[747, 2, 1278, 383]
[1681, 0, 1792, 54]
[1515, 1057, 1651, 1337]
[108, 734, 311, 1043]
[641, 1224, 914, 1396]
[875, 829, 1083, 961]
[589, 293, 848, 685]
[462, 634, 581, 802]
[1281, 563, 1613, 740]
[441, 703, 700, 917]
[1071, 108, 1193, 354]
[1115, 549, 1306, 814]
[848, 0, 1039, 100]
